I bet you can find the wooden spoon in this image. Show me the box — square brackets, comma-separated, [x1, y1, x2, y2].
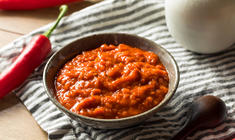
[172, 95, 227, 140]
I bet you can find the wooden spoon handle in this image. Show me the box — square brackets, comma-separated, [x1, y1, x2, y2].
[171, 118, 197, 140]
[171, 95, 227, 140]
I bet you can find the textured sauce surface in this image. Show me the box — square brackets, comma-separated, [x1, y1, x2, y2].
[55, 44, 169, 119]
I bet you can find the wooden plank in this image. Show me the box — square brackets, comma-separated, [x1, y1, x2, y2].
[0, 1, 97, 35]
[0, 30, 22, 47]
[0, 93, 47, 140]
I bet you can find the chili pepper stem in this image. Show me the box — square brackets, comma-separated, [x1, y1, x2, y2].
[43, 5, 68, 38]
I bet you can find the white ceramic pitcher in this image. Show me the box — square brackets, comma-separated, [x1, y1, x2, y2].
[165, 0, 235, 54]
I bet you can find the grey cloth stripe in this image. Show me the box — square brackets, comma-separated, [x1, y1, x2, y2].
[54, 5, 165, 44]
[0, 0, 234, 140]
[55, 0, 149, 35]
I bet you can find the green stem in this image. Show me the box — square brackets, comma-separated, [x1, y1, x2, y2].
[43, 5, 68, 38]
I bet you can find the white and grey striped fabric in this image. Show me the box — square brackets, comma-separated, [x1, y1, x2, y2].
[0, 0, 235, 139]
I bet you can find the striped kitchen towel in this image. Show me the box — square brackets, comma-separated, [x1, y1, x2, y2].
[0, 0, 234, 139]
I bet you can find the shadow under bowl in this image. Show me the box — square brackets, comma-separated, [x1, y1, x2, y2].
[43, 33, 179, 129]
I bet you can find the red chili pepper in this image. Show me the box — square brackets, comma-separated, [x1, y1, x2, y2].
[0, 5, 68, 99]
[0, 0, 81, 10]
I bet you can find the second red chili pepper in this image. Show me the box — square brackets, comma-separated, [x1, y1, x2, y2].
[0, 0, 80, 10]
[0, 5, 68, 99]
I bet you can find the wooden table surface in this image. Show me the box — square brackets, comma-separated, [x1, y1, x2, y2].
[0, 1, 99, 139]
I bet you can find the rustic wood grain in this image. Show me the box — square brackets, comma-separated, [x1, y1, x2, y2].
[0, 30, 22, 47]
[0, 94, 47, 140]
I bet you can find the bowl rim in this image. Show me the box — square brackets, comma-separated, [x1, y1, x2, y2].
[43, 33, 180, 123]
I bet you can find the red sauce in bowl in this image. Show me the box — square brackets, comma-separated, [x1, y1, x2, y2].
[55, 44, 169, 119]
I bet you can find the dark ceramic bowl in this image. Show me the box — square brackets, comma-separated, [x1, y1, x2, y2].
[43, 33, 179, 129]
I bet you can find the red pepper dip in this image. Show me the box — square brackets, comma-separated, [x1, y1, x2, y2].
[55, 44, 169, 119]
